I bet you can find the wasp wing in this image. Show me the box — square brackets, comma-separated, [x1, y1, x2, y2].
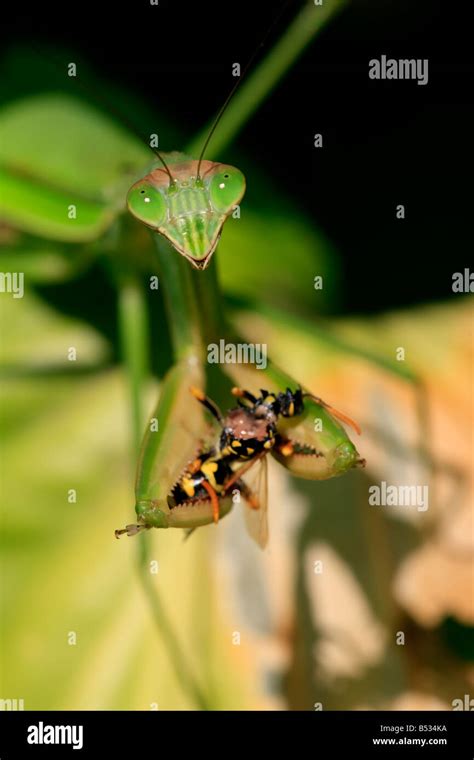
[237, 455, 269, 549]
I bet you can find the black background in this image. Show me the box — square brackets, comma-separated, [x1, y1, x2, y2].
[1, 0, 473, 314]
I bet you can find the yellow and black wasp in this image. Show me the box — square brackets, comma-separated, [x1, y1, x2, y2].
[167, 385, 355, 547]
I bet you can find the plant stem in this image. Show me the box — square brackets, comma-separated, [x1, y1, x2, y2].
[136, 533, 211, 710]
[117, 276, 149, 451]
[186, 0, 347, 158]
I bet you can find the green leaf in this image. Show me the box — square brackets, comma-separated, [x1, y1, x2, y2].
[0, 94, 150, 241]
[0, 94, 149, 197]
[0, 166, 115, 241]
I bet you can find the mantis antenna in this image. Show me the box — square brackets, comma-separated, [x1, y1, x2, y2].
[32, 1, 295, 186]
[196, 0, 294, 179]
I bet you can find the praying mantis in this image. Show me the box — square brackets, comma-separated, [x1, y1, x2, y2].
[115, 20, 365, 542]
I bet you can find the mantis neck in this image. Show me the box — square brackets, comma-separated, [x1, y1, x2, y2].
[154, 237, 228, 363]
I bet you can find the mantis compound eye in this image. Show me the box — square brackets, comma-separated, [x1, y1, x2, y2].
[208, 166, 246, 214]
[127, 181, 167, 227]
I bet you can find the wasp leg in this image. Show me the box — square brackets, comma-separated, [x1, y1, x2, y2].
[238, 479, 260, 510]
[201, 479, 221, 524]
[275, 440, 294, 457]
[189, 386, 224, 424]
[303, 393, 362, 436]
[221, 452, 266, 493]
[231, 387, 257, 405]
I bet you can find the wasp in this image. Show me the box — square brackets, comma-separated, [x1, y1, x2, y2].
[164, 385, 360, 547]
[116, 382, 362, 545]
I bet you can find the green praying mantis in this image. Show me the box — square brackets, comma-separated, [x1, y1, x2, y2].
[117, 67, 365, 544]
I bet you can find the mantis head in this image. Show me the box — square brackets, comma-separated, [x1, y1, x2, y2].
[127, 156, 245, 269]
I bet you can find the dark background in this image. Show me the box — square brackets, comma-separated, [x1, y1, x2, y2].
[1, 0, 472, 314]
